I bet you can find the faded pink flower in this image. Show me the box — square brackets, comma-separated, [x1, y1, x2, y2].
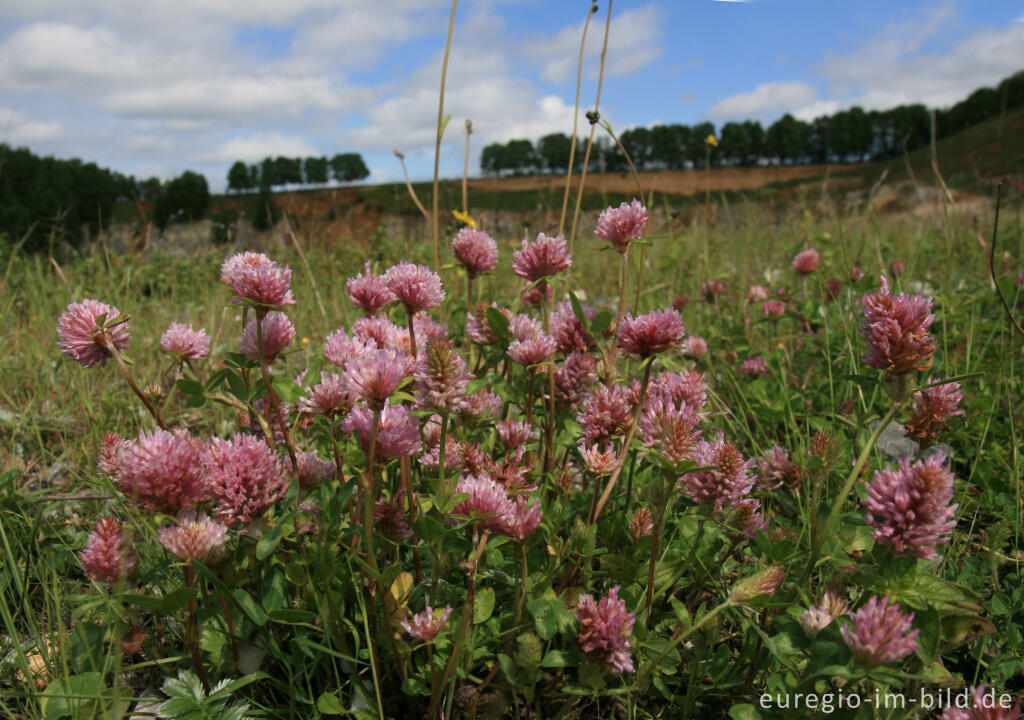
[683, 335, 708, 358]
[220, 252, 294, 308]
[239, 312, 295, 362]
[792, 247, 821, 274]
[579, 441, 620, 476]
[450, 474, 513, 530]
[499, 496, 543, 541]
[850, 266, 865, 283]
[113, 429, 207, 513]
[375, 490, 414, 541]
[840, 595, 920, 666]
[512, 232, 572, 282]
[97, 433, 127, 478]
[555, 350, 598, 406]
[80, 518, 136, 583]
[747, 285, 768, 303]
[616, 308, 685, 357]
[799, 591, 849, 639]
[739, 356, 769, 378]
[485, 445, 535, 494]
[861, 276, 935, 377]
[508, 334, 557, 371]
[383, 261, 445, 314]
[825, 278, 842, 300]
[639, 395, 700, 464]
[701, 279, 725, 301]
[629, 507, 654, 541]
[160, 322, 210, 361]
[730, 498, 769, 539]
[57, 299, 130, 368]
[400, 604, 453, 642]
[595, 199, 647, 254]
[497, 420, 534, 450]
[323, 328, 377, 369]
[158, 512, 229, 564]
[205, 434, 288, 527]
[904, 378, 964, 444]
[679, 434, 755, 513]
[510, 313, 543, 342]
[414, 315, 449, 347]
[347, 262, 397, 316]
[346, 348, 412, 410]
[889, 258, 905, 277]
[575, 586, 635, 675]
[294, 450, 335, 488]
[757, 445, 801, 492]
[415, 338, 472, 414]
[939, 686, 1022, 720]
[521, 283, 555, 307]
[762, 299, 785, 318]
[651, 370, 707, 413]
[452, 227, 499, 278]
[299, 372, 355, 418]
[549, 301, 596, 353]
[346, 404, 421, 458]
[863, 454, 957, 559]
[460, 388, 504, 425]
[352, 316, 407, 352]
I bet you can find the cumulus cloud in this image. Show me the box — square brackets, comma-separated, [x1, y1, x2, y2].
[707, 82, 818, 121]
[0, 108, 63, 143]
[523, 4, 665, 84]
[204, 132, 321, 163]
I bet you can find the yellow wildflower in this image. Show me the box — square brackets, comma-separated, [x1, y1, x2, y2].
[705, 134, 718, 147]
[452, 209, 478, 229]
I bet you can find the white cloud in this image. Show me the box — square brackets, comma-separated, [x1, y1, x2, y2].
[203, 132, 321, 163]
[0, 108, 63, 143]
[523, 4, 665, 84]
[707, 82, 818, 120]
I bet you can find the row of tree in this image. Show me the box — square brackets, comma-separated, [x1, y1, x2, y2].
[481, 70, 1024, 175]
[226, 153, 370, 193]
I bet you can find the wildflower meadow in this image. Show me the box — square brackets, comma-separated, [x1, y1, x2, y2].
[3, 9, 1024, 720]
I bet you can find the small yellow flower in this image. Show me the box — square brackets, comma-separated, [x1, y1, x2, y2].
[452, 209, 478, 229]
[705, 134, 718, 148]
[301, 337, 310, 345]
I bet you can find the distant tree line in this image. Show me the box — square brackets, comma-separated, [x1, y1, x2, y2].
[0, 144, 214, 251]
[481, 70, 1024, 175]
[226, 153, 370, 193]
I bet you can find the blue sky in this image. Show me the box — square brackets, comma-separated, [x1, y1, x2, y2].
[0, 0, 1022, 191]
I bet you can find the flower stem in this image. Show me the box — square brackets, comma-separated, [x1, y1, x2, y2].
[645, 518, 661, 629]
[431, 0, 459, 270]
[559, 3, 597, 238]
[183, 567, 211, 694]
[107, 344, 166, 430]
[254, 310, 298, 472]
[639, 598, 730, 687]
[406, 308, 418, 358]
[363, 406, 383, 576]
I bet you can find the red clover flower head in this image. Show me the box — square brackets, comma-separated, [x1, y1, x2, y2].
[499, 496, 543, 541]
[792, 247, 821, 274]
[294, 450, 335, 489]
[939, 686, 1022, 720]
[651, 370, 707, 412]
[57, 299, 130, 368]
[861, 276, 936, 377]
[579, 383, 635, 443]
[683, 335, 708, 358]
[549, 300, 597, 353]
[347, 262, 397, 315]
[595, 199, 648, 254]
[579, 441, 620, 476]
[383, 261, 445, 314]
[840, 595, 920, 666]
[160, 322, 210, 361]
[345, 403, 421, 458]
[762, 299, 785, 318]
[220, 252, 295, 308]
[628, 507, 654, 541]
[97, 433, 127, 478]
[299, 371, 356, 418]
[508, 334, 557, 371]
[739, 355, 769, 378]
[323, 328, 377, 370]
[679, 434, 756, 513]
[80, 518, 136, 583]
[575, 586, 636, 675]
[512, 232, 572, 282]
[346, 347, 412, 410]
[862, 454, 957, 559]
[158, 512, 229, 564]
[757, 445, 801, 492]
[205, 434, 288, 527]
[904, 378, 964, 444]
[460, 388, 504, 425]
[450, 473, 513, 530]
[452, 227, 499, 278]
[510, 313, 543, 342]
[701, 279, 725, 301]
[467, 303, 510, 345]
[353, 316, 408, 352]
[239, 312, 295, 362]
[747, 285, 768, 303]
[521, 283, 555, 306]
[375, 490, 414, 541]
[555, 350, 598, 407]
[113, 429, 207, 513]
[400, 604, 453, 642]
[639, 395, 700, 464]
[497, 420, 535, 450]
[616, 308, 685, 358]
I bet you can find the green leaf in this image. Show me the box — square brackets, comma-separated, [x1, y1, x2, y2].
[729, 703, 762, 720]
[486, 306, 510, 341]
[316, 691, 346, 715]
[271, 375, 305, 402]
[590, 310, 613, 335]
[175, 378, 204, 396]
[40, 672, 104, 720]
[119, 587, 197, 614]
[474, 587, 495, 624]
[256, 523, 288, 560]
[233, 588, 268, 626]
[915, 605, 940, 663]
[226, 371, 249, 401]
[542, 649, 577, 668]
[528, 597, 558, 641]
[268, 609, 317, 625]
[568, 291, 588, 327]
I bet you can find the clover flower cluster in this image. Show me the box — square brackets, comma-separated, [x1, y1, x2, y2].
[575, 586, 636, 674]
[839, 595, 920, 666]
